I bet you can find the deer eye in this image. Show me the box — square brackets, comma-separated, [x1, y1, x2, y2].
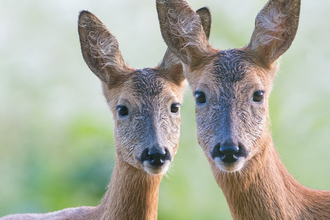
[195, 91, 206, 104]
[117, 105, 129, 117]
[170, 103, 180, 113]
[253, 90, 265, 102]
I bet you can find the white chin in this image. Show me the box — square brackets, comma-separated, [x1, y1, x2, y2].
[214, 157, 245, 173]
[143, 161, 170, 175]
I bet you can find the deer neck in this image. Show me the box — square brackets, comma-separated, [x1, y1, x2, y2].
[210, 131, 330, 220]
[91, 157, 163, 220]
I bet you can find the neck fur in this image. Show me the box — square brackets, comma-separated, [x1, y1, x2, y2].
[210, 131, 330, 220]
[88, 157, 162, 220]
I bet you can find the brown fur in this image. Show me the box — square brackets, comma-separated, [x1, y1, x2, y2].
[1, 8, 212, 220]
[1, 159, 162, 220]
[157, 0, 330, 219]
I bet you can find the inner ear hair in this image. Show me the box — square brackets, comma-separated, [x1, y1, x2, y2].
[159, 6, 213, 85]
[156, 0, 213, 68]
[78, 10, 131, 86]
[246, 0, 301, 67]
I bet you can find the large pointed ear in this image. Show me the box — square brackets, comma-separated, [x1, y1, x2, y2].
[159, 6, 213, 85]
[157, 0, 214, 68]
[159, 49, 184, 86]
[196, 7, 211, 40]
[246, 0, 301, 67]
[78, 11, 131, 85]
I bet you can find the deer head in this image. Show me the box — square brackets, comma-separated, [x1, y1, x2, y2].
[78, 8, 211, 175]
[157, 0, 300, 173]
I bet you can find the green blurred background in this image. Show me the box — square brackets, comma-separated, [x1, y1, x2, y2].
[0, 0, 329, 219]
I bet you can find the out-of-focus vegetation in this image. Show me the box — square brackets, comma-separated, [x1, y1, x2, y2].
[0, 0, 330, 219]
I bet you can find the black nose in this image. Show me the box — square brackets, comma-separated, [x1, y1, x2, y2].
[140, 147, 171, 166]
[211, 142, 240, 163]
[148, 148, 166, 166]
[219, 145, 239, 163]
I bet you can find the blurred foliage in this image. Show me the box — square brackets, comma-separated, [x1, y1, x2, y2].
[0, 0, 330, 219]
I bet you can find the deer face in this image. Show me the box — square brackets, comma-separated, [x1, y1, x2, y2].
[103, 69, 184, 174]
[78, 11, 186, 175]
[78, 8, 212, 174]
[187, 50, 274, 172]
[157, 0, 300, 172]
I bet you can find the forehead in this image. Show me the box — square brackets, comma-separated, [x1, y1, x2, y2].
[212, 50, 255, 83]
[129, 68, 165, 97]
[104, 68, 180, 110]
[194, 49, 263, 90]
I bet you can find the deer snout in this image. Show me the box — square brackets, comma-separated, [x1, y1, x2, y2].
[211, 140, 246, 163]
[140, 146, 171, 167]
[139, 145, 172, 175]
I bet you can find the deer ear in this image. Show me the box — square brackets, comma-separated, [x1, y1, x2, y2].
[159, 6, 213, 85]
[157, 0, 213, 68]
[78, 11, 131, 85]
[246, 0, 301, 67]
[160, 49, 184, 86]
[196, 7, 211, 40]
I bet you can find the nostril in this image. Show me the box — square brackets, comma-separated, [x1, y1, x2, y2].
[211, 143, 221, 160]
[211, 142, 242, 163]
[220, 146, 239, 156]
[147, 148, 167, 166]
[219, 146, 239, 163]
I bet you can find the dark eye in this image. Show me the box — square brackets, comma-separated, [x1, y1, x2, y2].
[253, 90, 265, 102]
[170, 103, 180, 113]
[117, 105, 129, 117]
[195, 91, 206, 104]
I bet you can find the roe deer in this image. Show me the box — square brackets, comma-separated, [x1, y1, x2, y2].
[1, 8, 211, 220]
[157, 0, 330, 219]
